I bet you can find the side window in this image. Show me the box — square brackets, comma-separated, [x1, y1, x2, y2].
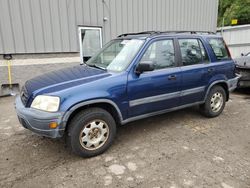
[178, 39, 206, 66]
[140, 39, 175, 69]
[208, 38, 230, 60]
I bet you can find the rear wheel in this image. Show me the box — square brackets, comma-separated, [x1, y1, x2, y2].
[67, 108, 116, 157]
[200, 86, 226, 117]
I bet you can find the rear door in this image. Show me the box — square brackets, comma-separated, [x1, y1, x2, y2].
[207, 38, 235, 79]
[177, 38, 211, 105]
[127, 38, 182, 117]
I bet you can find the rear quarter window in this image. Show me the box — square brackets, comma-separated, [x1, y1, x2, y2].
[208, 38, 230, 61]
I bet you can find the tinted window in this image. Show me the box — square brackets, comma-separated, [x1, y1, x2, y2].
[140, 39, 175, 69]
[208, 38, 230, 60]
[178, 39, 208, 66]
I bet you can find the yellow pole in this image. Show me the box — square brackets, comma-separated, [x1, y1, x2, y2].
[7, 60, 12, 87]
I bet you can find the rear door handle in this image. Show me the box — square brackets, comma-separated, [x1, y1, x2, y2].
[168, 75, 177, 80]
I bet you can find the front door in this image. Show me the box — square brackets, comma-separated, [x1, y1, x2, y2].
[127, 38, 182, 118]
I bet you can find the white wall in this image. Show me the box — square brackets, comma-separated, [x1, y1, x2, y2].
[219, 25, 250, 58]
[0, 0, 219, 54]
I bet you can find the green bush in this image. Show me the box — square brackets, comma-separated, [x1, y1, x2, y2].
[218, 0, 250, 26]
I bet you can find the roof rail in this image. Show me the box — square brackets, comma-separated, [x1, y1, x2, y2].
[117, 30, 215, 38]
[161, 31, 216, 34]
[117, 31, 161, 37]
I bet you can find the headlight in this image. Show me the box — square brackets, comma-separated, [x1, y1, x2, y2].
[31, 95, 60, 112]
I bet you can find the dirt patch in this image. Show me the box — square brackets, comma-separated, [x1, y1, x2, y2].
[0, 93, 250, 187]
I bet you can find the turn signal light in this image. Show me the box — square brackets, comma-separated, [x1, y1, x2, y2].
[49, 122, 58, 129]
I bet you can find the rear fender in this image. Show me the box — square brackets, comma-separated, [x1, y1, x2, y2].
[204, 79, 229, 102]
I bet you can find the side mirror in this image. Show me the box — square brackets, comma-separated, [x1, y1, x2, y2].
[136, 61, 155, 74]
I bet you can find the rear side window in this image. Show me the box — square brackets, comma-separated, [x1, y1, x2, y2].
[208, 38, 230, 60]
[178, 39, 208, 66]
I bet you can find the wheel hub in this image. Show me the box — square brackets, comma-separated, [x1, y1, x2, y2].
[89, 128, 101, 139]
[210, 92, 223, 112]
[79, 120, 109, 151]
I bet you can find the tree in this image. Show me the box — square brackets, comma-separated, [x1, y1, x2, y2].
[218, 0, 250, 27]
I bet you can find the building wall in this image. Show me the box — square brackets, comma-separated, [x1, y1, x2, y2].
[219, 25, 250, 58]
[0, 0, 219, 54]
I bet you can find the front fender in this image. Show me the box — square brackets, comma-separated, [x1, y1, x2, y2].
[62, 98, 124, 124]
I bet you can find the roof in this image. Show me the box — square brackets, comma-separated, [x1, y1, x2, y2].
[117, 31, 218, 40]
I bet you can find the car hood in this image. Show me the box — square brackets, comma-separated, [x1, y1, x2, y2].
[24, 65, 110, 96]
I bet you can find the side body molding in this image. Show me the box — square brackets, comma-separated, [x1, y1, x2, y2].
[62, 80, 233, 128]
[62, 99, 124, 124]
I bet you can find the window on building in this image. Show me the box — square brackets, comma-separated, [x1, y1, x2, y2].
[79, 27, 102, 63]
[208, 38, 230, 60]
[140, 39, 175, 70]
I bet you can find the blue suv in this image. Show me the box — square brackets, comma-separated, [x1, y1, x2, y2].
[15, 31, 239, 157]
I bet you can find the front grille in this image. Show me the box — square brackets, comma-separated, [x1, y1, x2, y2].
[20, 86, 29, 106]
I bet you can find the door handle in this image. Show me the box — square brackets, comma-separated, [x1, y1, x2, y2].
[208, 68, 214, 73]
[168, 75, 177, 80]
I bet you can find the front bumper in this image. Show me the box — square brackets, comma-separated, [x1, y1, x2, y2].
[15, 96, 65, 138]
[227, 74, 241, 92]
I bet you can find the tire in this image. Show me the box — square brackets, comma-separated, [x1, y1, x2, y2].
[200, 85, 226, 118]
[67, 107, 116, 157]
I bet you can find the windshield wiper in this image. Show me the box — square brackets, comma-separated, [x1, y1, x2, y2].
[87, 64, 106, 70]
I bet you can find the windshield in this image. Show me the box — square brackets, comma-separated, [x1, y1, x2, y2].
[86, 39, 144, 72]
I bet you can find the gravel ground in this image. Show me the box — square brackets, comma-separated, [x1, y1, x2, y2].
[0, 62, 249, 188]
[0, 91, 250, 188]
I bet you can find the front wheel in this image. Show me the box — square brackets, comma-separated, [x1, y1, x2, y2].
[67, 108, 116, 157]
[200, 86, 226, 118]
